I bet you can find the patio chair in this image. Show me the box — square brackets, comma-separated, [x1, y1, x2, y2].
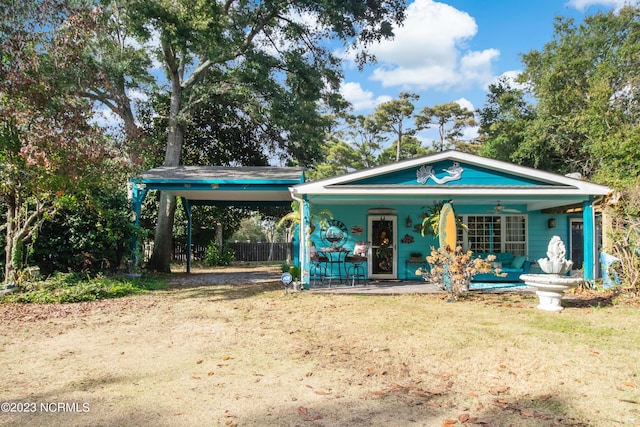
[344, 241, 369, 286]
[309, 243, 329, 286]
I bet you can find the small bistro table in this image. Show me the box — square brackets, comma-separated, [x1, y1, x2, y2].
[320, 247, 350, 286]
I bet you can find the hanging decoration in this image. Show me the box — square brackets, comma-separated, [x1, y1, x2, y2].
[401, 234, 414, 244]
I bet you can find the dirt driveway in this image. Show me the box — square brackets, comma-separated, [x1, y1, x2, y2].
[1, 265, 639, 426]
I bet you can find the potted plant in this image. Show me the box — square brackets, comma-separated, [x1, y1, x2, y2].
[420, 201, 467, 237]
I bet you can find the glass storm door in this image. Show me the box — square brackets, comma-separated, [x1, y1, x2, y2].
[368, 215, 397, 279]
[570, 219, 584, 272]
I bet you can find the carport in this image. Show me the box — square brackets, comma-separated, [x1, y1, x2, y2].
[129, 166, 305, 272]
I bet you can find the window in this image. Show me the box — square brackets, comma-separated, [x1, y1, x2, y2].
[457, 215, 527, 255]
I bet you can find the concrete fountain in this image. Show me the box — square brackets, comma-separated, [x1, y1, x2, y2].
[520, 236, 583, 312]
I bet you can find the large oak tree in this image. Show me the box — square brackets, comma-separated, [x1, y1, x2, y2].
[93, 0, 407, 272]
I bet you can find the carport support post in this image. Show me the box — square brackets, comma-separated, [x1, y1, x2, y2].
[129, 181, 148, 270]
[583, 197, 595, 281]
[294, 197, 310, 289]
[182, 197, 193, 273]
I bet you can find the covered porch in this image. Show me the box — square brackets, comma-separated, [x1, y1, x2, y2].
[289, 151, 611, 288]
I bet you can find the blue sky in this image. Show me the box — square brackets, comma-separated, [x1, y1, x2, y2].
[339, 0, 637, 119]
[95, 0, 637, 152]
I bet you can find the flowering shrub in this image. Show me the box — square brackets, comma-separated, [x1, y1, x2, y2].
[416, 245, 499, 298]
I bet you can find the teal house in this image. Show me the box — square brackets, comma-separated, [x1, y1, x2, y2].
[290, 151, 611, 287]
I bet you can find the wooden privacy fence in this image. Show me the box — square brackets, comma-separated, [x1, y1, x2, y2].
[170, 241, 293, 262]
[228, 242, 293, 262]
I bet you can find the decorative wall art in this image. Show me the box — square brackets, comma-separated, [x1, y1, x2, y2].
[416, 161, 464, 185]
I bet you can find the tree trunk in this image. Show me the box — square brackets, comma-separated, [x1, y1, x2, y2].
[4, 197, 16, 285]
[146, 115, 184, 271]
[147, 192, 177, 272]
[146, 44, 184, 272]
[396, 126, 403, 162]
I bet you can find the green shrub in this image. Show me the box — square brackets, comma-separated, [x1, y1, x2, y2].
[280, 261, 291, 273]
[0, 273, 166, 303]
[30, 189, 136, 276]
[280, 262, 300, 281]
[204, 242, 235, 266]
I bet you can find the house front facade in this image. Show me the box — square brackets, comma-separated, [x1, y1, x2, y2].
[290, 151, 611, 287]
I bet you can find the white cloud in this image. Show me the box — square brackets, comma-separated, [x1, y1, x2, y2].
[459, 49, 500, 86]
[453, 97, 479, 141]
[454, 97, 474, 112]
[340, 82, 392, 112]
[566, 0, 638, 11]
[365, 0, 499, 90]
[462, 125, 479, 141]
[487, 70, 531, 92]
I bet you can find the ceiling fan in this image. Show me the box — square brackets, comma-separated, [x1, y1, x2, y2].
[487, 201, 521, 214]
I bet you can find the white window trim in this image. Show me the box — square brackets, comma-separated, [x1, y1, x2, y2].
[458, 214, 528, 256]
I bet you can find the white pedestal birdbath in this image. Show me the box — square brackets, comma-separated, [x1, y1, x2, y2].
[520, 236, 583, 312]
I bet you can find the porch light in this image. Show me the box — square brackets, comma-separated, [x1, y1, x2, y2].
[548, 218, 556, 229]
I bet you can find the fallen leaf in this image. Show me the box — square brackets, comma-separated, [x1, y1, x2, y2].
[314, 390, 331, 395]
[222, 356, 230, 360]
[192, 376, 201, 380]
[298, 406, 308, 415]
[489, 386, 510, 395]
[521, 410, 534, 417]
[492, 399, 509, 408]
[304, 415, 323, 421]
[207, 371, 214, 376]
[534, 411, 552, 419]
[458, 413, 470, 422]
[410, 391, 431, 398]
[442, 419, 457, 425]
[196, 359, 203, 364]
[623, 381, 638, 388]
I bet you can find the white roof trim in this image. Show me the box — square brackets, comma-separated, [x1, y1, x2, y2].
[292, 151, 611, 196]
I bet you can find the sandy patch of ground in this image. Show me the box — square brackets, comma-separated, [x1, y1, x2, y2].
[1, 265, 639, 426]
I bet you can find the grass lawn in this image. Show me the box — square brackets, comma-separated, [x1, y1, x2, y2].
[0, 265, 639, 426]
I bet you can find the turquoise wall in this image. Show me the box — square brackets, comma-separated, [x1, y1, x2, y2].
[307, 204, 438, 281]
[308, 202, 580, 282]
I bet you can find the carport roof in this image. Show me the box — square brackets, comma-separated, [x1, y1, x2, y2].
[131, 165, 305, 205]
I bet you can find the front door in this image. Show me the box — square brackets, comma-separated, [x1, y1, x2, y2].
[570, 219, 584, 272]
[368, 215, 397, 279]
